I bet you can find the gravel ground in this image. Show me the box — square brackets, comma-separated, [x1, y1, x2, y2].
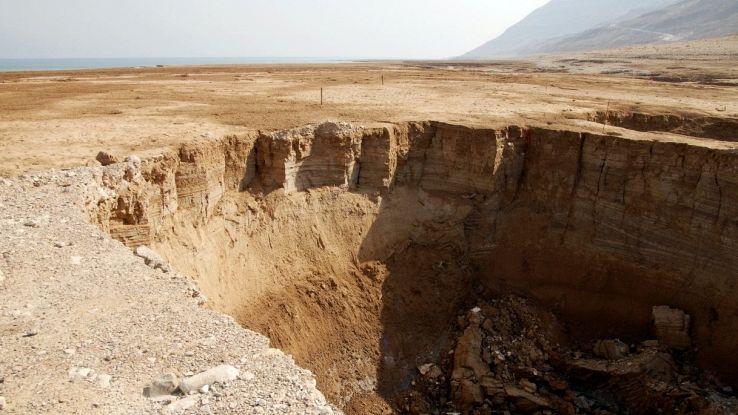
[0, 167, 337, 414]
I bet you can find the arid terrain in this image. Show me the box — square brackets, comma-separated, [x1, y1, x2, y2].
[1, 35, 737, 177]
[1, 36, 738, 415]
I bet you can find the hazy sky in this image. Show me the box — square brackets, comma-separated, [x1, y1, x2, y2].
[0, 0, 550, 59]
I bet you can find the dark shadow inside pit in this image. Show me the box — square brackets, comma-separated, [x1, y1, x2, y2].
[352, 183, 738, 413]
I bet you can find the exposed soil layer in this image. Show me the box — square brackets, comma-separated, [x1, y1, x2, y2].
[90, 118, 738, 413]
[588, 110, 738, 141]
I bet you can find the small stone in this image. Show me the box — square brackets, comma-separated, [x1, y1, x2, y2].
[480, 376, 504, 395]
[23, 330, 38, 338]
[593, 339, 629, 360]
[505, 386, 551, 412]
[123, 155, 142, 180]
[546, 375, 568, 392]
[418, 363, 443, 379]
[95, 151, 119, 166]
[125, 155, 142, 167]
[642, 340, 660, 348]
[163, 396, 196, 413]
[149, 395, 178, 404]
[239, 371, 255, 381]
[64, 348, 76, 355]
[199, 384, 209, 394]
[179, 365, 239, 394]
[96, 374, 112, 388]
[456, 378, 484, 405]
[144, 373, 180, 397]
[575, 395, 594, 410]
[23, 220, 40, 228]
[70, 256, 82, 265]
[0, 396, 6, 410]
[644, 352, 677, 381]
[68, 367, 93, 380]
[134, 246, 170, 272]
[520, 378, 537, 394]
[54, 242, 70, 248]
[481, 318, 495, 333]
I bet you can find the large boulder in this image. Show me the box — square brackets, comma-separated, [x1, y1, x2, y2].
[652, 306, 691, 349]
[593, 339, 629, 360]
[95, 151, 119, 166]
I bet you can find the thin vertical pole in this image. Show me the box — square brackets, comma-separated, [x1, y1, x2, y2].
[381, 75, 384, 85]
[321, 88, 323, 106]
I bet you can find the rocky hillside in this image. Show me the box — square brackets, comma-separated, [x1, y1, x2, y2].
[463, 0, 738, 58]
[463, 0, 677, 58]
[539, 0, 738, 53]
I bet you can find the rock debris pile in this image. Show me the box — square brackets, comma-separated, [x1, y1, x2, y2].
[399, 296, 738, 415]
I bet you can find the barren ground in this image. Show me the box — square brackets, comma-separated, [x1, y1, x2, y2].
[1, 36, 738, 415]
[1, 35, 737, 177]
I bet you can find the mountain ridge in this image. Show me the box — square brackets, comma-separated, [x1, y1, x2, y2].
[463, 0, 738, 58]
[535, 0, 738, 54]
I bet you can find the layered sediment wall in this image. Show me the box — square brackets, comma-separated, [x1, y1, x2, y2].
[87, 120, 738, 410]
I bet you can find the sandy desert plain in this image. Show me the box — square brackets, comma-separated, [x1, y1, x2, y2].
[1, 35, 737, 176]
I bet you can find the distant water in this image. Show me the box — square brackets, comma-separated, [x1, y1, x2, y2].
[0, 57, 347, 72]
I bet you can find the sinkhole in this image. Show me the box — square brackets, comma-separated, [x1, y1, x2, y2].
[92, 119, 738, 414]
